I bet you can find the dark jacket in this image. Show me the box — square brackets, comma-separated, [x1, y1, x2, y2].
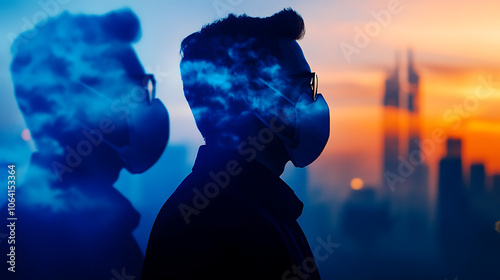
[142, 145, 321, 279]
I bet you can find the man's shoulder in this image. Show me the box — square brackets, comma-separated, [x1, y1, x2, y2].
[143, 168, 292, 279]
[154, 168, 275, 234]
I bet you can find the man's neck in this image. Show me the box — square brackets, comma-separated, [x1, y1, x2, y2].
[254, 150, 287, 176]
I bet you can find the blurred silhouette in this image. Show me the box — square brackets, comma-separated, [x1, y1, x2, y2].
[494, 174, 500, 195]
[437, 138, 500, 279]
[470, 163, 486, 194]
[340, 188, 392, 248]
[330, 52, 500, 280]
[382, 53, 401, 192]
[436, 138, 468, 277]
[0, 9, 169, 280]
[382, 51, 430, 234]
[405, 50, 431, 237]
[142, 9, 329, 279]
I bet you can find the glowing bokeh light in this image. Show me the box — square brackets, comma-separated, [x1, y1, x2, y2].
[350, 177, 364, 190]
[21, 128, 31, 141]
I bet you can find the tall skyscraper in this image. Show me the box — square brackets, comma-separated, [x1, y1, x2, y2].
[382, 54, 400, 191]
[437, 138, 467, 250]
[407, 49, 420, 149]
[405, 50, 429, 212]
[382, 50, 429, 195]
[381, 51, 431, 241]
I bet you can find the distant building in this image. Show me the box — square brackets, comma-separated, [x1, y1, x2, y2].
[381, 51, 430, 237]
[405, 50, 430, 226]
[437, 139, 500, 277]
[436, 138, 469, 273]
[382, 50, 429, 195]
[407, 49, 421, 156]
[493, 174, 500, 195]
[438, 138, 464, 195]
[340, 187, 392, 246]
[406, 50, 429, 185]
[382, 53, 401, 192]
[469, 163, 486, 193]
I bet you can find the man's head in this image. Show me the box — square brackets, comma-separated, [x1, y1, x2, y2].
[11, 9, 169, 177]
[180, 9, 329, 167]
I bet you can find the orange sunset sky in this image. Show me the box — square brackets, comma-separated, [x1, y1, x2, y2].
[298, 0, 500, 197]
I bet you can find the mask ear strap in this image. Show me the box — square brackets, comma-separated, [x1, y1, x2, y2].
[75, 119, 128, 157]
[245, 79, 305, 147]
[241, 88, 290, 141]
[73, 82, 129, 153]
[76, 81, 113, 102]
[249, 110, 297, 147]
[257, 78, 295, 105]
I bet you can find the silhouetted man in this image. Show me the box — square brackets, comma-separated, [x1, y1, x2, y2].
[142, 9, 329, 279]
[1, 9, 169, 280]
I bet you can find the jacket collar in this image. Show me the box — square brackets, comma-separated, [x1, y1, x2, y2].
[193, 145, 304, 220]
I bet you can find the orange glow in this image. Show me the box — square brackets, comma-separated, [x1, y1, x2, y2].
[305, 0, 500, 194]
[350, 178, 364, 190]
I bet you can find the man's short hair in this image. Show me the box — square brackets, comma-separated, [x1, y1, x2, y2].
[180, 8, 305, 140]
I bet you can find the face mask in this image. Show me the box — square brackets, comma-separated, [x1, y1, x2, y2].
[253, 79, 330, 167]
[78, 82, 169, 174]
[110, 100, 169, 173]
[285, 93, 330, 167]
